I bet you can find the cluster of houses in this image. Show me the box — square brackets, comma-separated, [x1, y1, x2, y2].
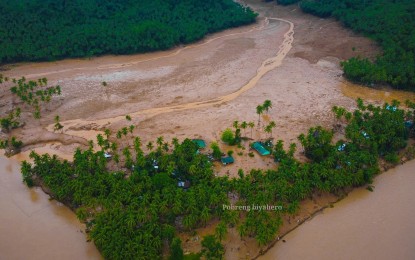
[191, 139, 271, 166]
[104, 138, 274, 190]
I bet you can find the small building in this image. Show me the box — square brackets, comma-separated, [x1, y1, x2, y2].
[104, 152, 112, 159]
[192, 139, 207, 149]
[386, 105, 397, 112]
[178, 180, 191, 189]
[361, 131, 369, 139]
[337, 143, 346, 152]
[221, 156, 234, 165]
[252, 142, 271, 156]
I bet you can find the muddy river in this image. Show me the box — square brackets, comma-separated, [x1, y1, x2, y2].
[0, 156, 101, 260]
[260, 160, 415, 260]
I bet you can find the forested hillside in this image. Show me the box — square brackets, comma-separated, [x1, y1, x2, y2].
[276, 0, 415, 91]
[0, 0, 256, 63]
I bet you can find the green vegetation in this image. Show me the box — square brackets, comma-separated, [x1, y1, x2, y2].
[0, 76, 62, 156]
[298, 126, 334, 163]
[274, 0, 415, 90]
[169, 237, 184, 260]
[221, 127, 241, 145]
[0, 108, 21, 133]
[0, 0, 257, 64]
[7, 76, 61, 119]
[210, 142, 223, 160]
[201, 235, 225, 259]
[21, 99, 415, 259]
[53, 115, 64, 133]
[0, 136, 24, 156]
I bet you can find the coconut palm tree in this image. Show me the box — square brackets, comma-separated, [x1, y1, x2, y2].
[146, 141, 154, 151]
[122, 127, 128, 137]
[156, 136, 164, 148]
[172, 137, 179, 149]
[248, 121, 255, 138]
[256, 105, 264, 127]
[264, 125, 272, 138]
[104, 129, 111, 139]
[268, 121, 276, 138]
[129, 125, 135, 134]
[233, 120, 239, 129]
[215, 221, 227, 241]
[241, 121, 248, 137]
[263, 100, 272, 114]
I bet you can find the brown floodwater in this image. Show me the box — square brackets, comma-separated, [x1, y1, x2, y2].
[260, 160, 415, 260]
[0, 156, 101, 260]
[341, 80, 415, 104]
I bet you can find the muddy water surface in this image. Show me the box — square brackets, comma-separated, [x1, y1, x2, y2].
[0, 156, 101, 260]
[260, 160, 415, 260]
[341, 81, 415, 104]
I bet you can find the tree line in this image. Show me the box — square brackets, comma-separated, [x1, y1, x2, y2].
[20, 98, 415, 259]
[0, 0, 257, 64]
[274, 0, 415, 91]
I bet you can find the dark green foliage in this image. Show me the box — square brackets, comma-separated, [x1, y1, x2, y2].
[201, 235, 224, 259]
[276, 0, 415, 90]
[0, 0, 257, 63]
[344, 99, 408, 156]
[21, 161, 34, 187]
[0, 136, 23, 154]
[210, 142, 223, 160]
[169, 237, 184, 260]
[10, 137, 23, 149]
[23, 138, 230, 259]
[0, 108, 21, 132]
[298, 126, 334, 163]
[300, 0, 337, 18]
[277, 0, 301, 5]
[0, 139, 8, 149]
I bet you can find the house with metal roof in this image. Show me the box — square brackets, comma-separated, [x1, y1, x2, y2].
[251, 142, 271, 156]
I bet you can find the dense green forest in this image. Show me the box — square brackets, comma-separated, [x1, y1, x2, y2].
[21, 98, 415, 259]
[275, 0, 415, 91]
[0, 0, 256, 63]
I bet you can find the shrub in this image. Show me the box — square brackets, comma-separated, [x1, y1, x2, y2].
[221, 128, 235, 145]
[210, 142, 222, 160]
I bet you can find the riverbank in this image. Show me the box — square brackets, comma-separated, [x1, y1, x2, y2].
[260, 158, 415, 260]
[0, 156, 101, 260]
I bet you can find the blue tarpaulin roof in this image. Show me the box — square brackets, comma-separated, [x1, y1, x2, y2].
[252, 142, 270, 156]
[192, 139, 206, 149]
[221, 156, 234, 165]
